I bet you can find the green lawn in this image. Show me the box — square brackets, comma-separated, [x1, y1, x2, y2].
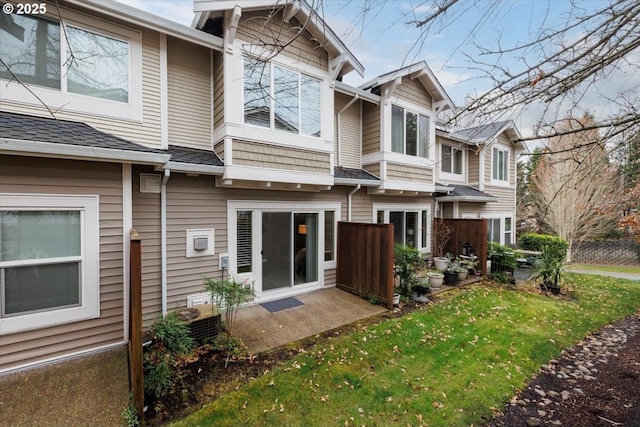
[173, 274, 640, 427]
[566, 264, 640, 274]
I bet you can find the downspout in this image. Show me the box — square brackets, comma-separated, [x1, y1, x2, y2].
[347, 184, 361, 221]
[161, 168, 170, 315]
[336, 94, 359, 167]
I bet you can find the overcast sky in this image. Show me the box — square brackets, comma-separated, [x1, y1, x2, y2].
[118, 0, 636, 138]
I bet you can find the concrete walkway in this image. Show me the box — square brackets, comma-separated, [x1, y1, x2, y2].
[567, 268, 640, 281]
[233, 287, 387, 354]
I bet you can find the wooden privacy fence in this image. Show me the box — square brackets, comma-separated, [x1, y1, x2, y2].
[336, 222, 394, 309]
[435, 218, 488, 275]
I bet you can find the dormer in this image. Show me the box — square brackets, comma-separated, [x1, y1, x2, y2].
[192, 0, 364, 191]
[359, 62, 455, 195]
[453, 120, 526, 191]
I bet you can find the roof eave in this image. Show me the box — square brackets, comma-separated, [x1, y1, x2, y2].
[164, 162, 225, 175]
[66, 0, 223, 52]
[334, 81, 381, 104]
[435, 195, 497, 202]
[334, 178, 381, 187]
[1, 138, 171, 165]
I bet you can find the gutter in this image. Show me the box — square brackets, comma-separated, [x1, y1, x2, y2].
[334, 178, 380, 187]
[66, 0, 224, 52]
[161, 169, 171, 315]
[0, 138, 171, 165]
[347, 184, 361, 221]
[164, 162, 225, 175]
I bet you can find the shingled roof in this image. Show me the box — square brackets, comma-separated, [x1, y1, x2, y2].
[0, 111, 164, 154]
[334, 166, 380, 186]
[434, 183, 497, 202]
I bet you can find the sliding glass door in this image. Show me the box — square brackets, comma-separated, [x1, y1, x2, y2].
[260, 211, 318, 292]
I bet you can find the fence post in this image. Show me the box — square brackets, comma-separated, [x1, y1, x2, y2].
[129, 228, 143, 419]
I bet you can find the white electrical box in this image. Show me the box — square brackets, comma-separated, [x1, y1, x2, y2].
[186, 229, 214, 258]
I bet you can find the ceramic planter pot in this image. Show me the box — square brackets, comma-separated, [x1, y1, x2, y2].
[393, 293, 401, 306]
[457, 270, 467, 281]
[444, 270, 458, 285]
[434, 257, 449, 271]
[427, 272, 444, 289]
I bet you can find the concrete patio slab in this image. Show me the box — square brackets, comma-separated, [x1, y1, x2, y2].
[233, 287, 387, 354]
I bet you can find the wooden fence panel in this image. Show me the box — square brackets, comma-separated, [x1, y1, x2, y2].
[436, 218, 488, 275]
[336, 222, 394, 309]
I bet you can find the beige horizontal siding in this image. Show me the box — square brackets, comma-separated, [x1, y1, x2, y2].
[363, 163, 381, 179]
[476, 185, 516, 215]
[166, 174, 222, 308]
[233, 140, 330, 173]
[468, 148, 480, 183]
[213, 51, 224, 130]
[334, 93, 361, 169]
[1, 27, 162, 148]
[362, 102, 380, 155]
[132, 167, 162, 325]
[214, 142, 224, 161]
[237, 11, 328, 72]
[393, 78, 432, 110]
[386, 162, 433, 183]
[0, 156, 124, 372]
[167, 37, 212, 150]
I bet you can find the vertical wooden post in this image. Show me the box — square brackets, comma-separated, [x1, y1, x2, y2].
[129, 229, 143, 419]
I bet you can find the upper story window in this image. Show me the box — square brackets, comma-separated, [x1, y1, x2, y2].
[244, 56, 321, 137]
[442, 145, 463, 175]
[391, 105, 430, 158]
[1, 14, 129, 102]
[492, 147, 509, 181]
[0, 12, 141, 121]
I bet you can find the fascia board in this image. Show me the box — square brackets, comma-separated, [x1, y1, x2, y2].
[164, 162, 225, 175]
[334, 81, 380, 104]
[66, 0, 223, 52]
[435, 195, 497, 202]
[334, 178, 381, 187]
[0, 138, 170, 165]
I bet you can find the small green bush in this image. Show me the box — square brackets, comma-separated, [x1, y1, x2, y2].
[488, 242, 517, 272]
[143, 312, 195, 400]
[393, 244, 424, 296]
[519, 233, 569, 257]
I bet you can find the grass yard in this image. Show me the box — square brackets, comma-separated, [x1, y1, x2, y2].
[173, 274, 640, 427]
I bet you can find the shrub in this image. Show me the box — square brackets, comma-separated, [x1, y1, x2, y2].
[393, 244, 424, 296]
[203, 275, 254, 334]
[530, 245, 566, 291]
[143, 312, 195, 400]
[519, 233, 569, 258]
[488, 242, 517, 273]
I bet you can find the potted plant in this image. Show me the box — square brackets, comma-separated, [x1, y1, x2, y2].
[427, 271, 444, 289]
[443, 261, 459, 285]
[529, 245, 565, 294]
[432, 219, 452, 271]
[455, 261, 468, 281]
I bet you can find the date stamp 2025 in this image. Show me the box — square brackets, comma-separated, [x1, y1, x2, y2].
[3, 2, 48, 15]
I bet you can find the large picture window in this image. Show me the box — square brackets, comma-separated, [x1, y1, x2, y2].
[0, 195, 99, 335]
[244, 57, 321, 137]
[376, 207, 430, 251]
[442, 145, 463, 175]
[1, 14, 130, 103]
[391, 105, 430, 158]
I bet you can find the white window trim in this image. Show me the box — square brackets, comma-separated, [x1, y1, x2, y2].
[390, 103, 432, 160]
[484, 212, 514, 246]
[373, 203, 432, 252]
[439, 144, 465, 182]
[0, 194, 100, 335]
[490, 143, 511, 186]
[226, 201, 339, 297]
[0, 9, 142, 122]
[243, 56, 323, 139]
